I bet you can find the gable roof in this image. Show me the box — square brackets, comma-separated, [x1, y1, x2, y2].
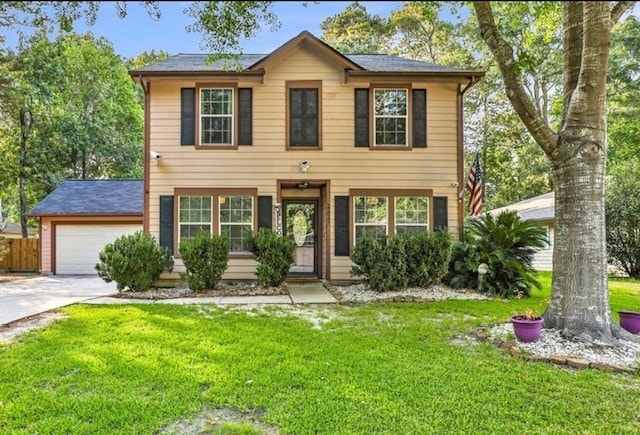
[488, 191, 555, 222]
[29, 180, 143, 216]
[129, 31, 484, 79]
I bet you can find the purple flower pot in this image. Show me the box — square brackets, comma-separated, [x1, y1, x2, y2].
[510, 316, 544, 343]
[619, 311, 640, 334]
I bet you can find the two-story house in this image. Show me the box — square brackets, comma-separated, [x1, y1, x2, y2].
[131, 31, 483, 282]
[32, 31, 482, 280]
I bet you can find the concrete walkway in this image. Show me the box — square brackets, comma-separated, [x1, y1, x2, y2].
[87, 282, 337, 306]
[0, 276, 117, 326]
[0, 278, 337, 326]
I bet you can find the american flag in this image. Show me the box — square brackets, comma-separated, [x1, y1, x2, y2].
[466, 153, 483, 216]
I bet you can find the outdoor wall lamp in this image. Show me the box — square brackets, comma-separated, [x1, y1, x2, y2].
[299, 160, 310, 173]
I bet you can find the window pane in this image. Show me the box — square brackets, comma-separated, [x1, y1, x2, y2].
[395, 196, 429, 230]
[396, 225, 428, 235]
[219, 196, 253, 252]
[374, 89, 407, 146]
[354, 196, 387, 224]
[200, 88, 233, 145]
[355, 225, 386, 241]
[290, 89, 302, 116]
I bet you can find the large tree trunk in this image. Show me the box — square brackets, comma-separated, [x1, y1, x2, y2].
[544, 137, 613, 342]
[19, 109, 31, 239]
[473, 1, 637, 345]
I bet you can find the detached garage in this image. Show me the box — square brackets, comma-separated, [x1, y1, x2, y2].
[30, 180, 143, 275]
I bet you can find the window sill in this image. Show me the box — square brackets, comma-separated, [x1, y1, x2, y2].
[286, 145, 322, 151]
[370, 145, 412, 151]
[195, 144, 238, 150]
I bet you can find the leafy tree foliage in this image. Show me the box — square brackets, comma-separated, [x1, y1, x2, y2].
[320, 2, 392, 53]
[0, 32, 143, 230]
[606, 159, 640, 278]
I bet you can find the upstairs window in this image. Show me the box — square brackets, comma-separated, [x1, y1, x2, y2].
[373, 89, 408, 147]
[287, 81, 321, 149]
[200, 88, 234, 146]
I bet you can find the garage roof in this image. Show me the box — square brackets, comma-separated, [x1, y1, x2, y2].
[29, 180, 143, 216]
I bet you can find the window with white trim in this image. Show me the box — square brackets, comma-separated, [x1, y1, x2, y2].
[374, 89, 408, 146]
[179, 196, 212, 239]
[354, 196, 388, 243]
[219, 195, 254, 253]
[200, 88, 233, 145]
[395, 196, 429, 234]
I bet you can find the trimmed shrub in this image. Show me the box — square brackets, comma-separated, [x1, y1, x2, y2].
[247, 229, 294, 287]
[350, 236, 408, 292]
[401, 230, 453, 287]
[444, 211, 548, 298]
[96, 231, 173, 292]
[179, 232, 229, 292]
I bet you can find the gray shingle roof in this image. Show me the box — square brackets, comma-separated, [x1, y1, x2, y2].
[1, 222, 36, 234]
[131, 53, 477, 74]
[488, 191, 555, 222]
[132, 54, 265, 73]
[29, 180, 143, 216]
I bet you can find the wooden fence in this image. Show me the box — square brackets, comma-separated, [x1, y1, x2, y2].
[0, 238, 39, 272]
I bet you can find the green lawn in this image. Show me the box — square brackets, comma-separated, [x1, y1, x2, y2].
[0, 272, 639, 434]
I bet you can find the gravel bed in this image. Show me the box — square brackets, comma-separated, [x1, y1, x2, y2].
[489, 322, 640, 369]
[330, 283, 490, 303]
[115, 281, 287, 299]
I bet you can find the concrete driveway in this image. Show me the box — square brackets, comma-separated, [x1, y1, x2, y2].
[0, 275, 117, 326]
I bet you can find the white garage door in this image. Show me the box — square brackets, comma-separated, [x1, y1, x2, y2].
[55, 224, 141, 274]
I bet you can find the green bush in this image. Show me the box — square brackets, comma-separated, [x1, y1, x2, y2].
[401, 230, 453, 287]
[350, 236, 408, 292]
[96, 231, 173, 292]
[179, 232, 229, 292]
[444, 211, 548, 298]
[247, 229, 294, 287]
[606, 159, 640, 278]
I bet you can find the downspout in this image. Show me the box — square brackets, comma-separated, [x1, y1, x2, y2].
[138, 76, 151, 233]
[456, 76, 480, 239]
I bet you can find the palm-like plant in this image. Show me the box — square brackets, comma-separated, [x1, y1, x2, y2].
[446, 211, 549, 298]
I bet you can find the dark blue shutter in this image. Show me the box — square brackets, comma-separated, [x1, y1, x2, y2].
[181, 88, 196, 145]
[238, 88, 252, 145]
[335, 196, 350, 256]
[258, 196, 272, 230]
[159, 195, 174, 253]
[412, 89, 427, 148]
[355, 89, 369, 147]
[434, 196, 448, 231]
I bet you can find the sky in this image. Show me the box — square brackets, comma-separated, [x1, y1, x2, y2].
[3, 1, 402, 58]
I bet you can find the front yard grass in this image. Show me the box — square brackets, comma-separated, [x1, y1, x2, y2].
[0, 272, 639, 433]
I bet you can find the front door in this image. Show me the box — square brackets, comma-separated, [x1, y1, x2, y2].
[283, 200, 318, 277]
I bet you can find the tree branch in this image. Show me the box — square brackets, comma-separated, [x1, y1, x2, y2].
[563, 2, 611, 128]
[561, 2, 583, 127]
[611, 1, 635, 25]
[472, 1, 558, 157]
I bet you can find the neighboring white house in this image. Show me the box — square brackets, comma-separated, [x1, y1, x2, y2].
[487, 192, 554, 271]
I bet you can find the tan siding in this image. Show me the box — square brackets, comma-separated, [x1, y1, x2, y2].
[40, 217, 52, 273]
[533, 224, 554, 271]
[147, 46, 462, 280]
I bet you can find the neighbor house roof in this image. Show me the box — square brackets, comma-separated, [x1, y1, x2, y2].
[1, 222, 36, 234]
[129, 31, 484, 79]
[487, 191, 555, 222]
[29, 180, 143, 216]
